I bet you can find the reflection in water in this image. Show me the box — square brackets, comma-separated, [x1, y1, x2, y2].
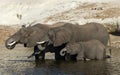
[0, 46, 120, 75]
[2, 60, 110, 75]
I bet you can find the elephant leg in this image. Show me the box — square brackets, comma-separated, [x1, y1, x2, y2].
[96, 54, 104, 60]
[76, 53, 84, 61]
[54, 44, 67, 61]
[35, 51, 45, 62]
[34, 45, 45, 61]
[55, 50, 65, 60]
[65, 53, 71, 61]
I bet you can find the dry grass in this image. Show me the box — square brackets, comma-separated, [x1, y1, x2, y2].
[98, 8, 120, 18]
[0, 26, 19, 44]
[44, 2, 120, 23]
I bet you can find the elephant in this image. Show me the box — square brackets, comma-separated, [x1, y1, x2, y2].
[39, 22, 110, 47]
[62, 40, 110, 61]
[5, 22, 110, 61]
[5, 23, 49, 49]
[37, 22, 110, 58]
[5, 22, 69, 60]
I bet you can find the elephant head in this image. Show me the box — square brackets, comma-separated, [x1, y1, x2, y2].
[5, 25, 27, 49]
[37, 24, 73, 47]
[5, 23, 50, 49]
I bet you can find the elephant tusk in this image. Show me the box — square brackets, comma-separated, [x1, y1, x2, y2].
[8, 41, 16, 46]
[60, 48, 67, 56]
[36, 41, 45, 44]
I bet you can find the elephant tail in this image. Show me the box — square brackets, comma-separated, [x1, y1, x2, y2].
[104, 47, 111, 59]
[108, 37, 112, 56]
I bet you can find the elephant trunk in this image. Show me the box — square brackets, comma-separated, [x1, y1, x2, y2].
[60, 48, 67, 56]
[5, 38, 17, 49]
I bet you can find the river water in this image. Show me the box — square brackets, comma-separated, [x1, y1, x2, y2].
[0, 45, 120, 75]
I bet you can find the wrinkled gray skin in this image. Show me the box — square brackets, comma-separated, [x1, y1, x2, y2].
[40, 22, 109, 47]
[63, 40, 107, 61]
[5, 23, 50, 49]
[5, 22, 65, 49]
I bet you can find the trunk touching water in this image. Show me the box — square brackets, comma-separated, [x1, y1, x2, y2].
[5, 37, 17, 49]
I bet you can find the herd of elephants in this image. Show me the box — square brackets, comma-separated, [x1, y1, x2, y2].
[5, 22, 112, 61]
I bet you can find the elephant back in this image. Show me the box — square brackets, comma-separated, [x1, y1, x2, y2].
[72, 22, 109, 46]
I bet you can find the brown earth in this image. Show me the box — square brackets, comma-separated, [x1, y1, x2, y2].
[0, 26, 19, 44]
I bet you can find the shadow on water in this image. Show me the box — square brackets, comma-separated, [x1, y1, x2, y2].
[19, 60, 110, 75]
[2, 59, 111, 75]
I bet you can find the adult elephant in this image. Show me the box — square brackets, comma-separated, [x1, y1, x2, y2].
[37, 22, 110, 59]
[5, 22, 66, 49]
[5, 22, 67, 60]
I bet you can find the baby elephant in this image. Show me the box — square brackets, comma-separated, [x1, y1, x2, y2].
[64, 40, 110, 61]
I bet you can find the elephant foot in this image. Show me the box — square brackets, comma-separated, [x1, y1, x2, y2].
[28, 50, 45, 62]
[76, 57, 84, 61]
[65, 53, 71, 61]
[35, 54, 45, 62]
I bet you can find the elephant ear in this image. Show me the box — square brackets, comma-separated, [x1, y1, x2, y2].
[26, 31, 39, 47]
[48, 30, 56, 43]
[53, 29, 71, 47]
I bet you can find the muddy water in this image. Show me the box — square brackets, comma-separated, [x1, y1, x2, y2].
[0, 45, 120, 75]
